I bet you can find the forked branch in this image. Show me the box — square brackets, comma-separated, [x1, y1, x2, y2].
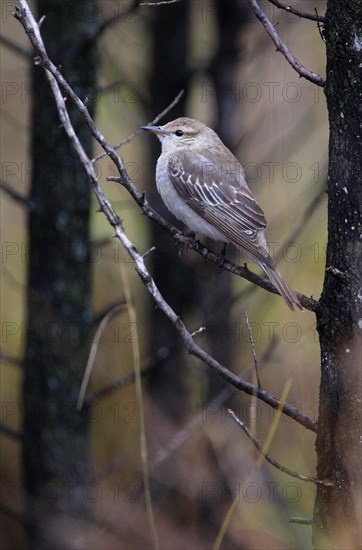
[14, 0, 317, 433]
[266, 0, 325, 23]
[246, 0, 326, 87]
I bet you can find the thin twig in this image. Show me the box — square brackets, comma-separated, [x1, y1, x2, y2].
[222, 183, 326, 312]
[0, 349, 23, 366]
[0, 501, 27, 525]
[0, 421, 23, 440]
[244, 312, 261, 387]
[246, 0, 326, 87]
[96, 455, 125, 480]
[85, 342, 178, 404]
[91, 89, 184, 163]
[120, 258, 159, 549]
[190, 326, 206, 338]
[228, 409, 333, 487]
[90, 297, 126, 325]
[0, 180, 34, 210]
[214, 379, 293, 550]
[244, 309, 261, 457]
[90, 236, 111, 249]
[14, 2, 317, 433]
[274, 186, 326, 264]
[289, 516, 312, 525]
[316, 9, 326, 43]
[142, 246, 156, 259]
[80, 0, 140, 47]
[85, 364, 152, 405]
[109, 338, 279, 477]
[0, 34, 31, 58]
[77, 302, 125, 410]
[16, 10, 314, 310]
[85, 342, 178, 406]
[85, 373, 135, 404]
[140, 0, 182, 6]
[151, 395, 237, 472]
[266, 0, 325, 22]
[16, 4, 314, 311]
[112, 174, 318, 311]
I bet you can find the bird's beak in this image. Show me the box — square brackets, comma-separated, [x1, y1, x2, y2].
[141, 125, 167, 135]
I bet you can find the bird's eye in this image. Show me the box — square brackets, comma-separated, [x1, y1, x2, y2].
[175, 130, 184, 137]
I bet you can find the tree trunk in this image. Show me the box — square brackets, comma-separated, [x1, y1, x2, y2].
[205, 0, 249, 380]
[313, 2, 362, 548]
[22, 1, 98, 547]
[147, 0, 249, 419]
[147, 0, 195, 421]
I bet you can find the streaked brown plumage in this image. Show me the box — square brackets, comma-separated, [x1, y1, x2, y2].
[143, 117, 302, 310]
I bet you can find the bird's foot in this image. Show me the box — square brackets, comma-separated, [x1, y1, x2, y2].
[179, 231, 197, 257]
[217, 243, 227, 271]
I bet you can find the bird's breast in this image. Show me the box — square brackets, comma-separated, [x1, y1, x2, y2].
[155, 154, 228, 242]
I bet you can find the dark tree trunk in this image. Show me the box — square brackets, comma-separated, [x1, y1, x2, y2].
[22, 1, 98, 547]
[147, 1, 249, 419]
[147, 0, 195, 421]
[211, 0, 250, 149]
[204, 0, 250, 381]
[313, 1, 362, 548]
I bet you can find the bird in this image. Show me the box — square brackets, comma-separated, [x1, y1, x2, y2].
[142, 117, 302, 311]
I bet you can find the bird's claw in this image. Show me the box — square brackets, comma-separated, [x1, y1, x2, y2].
[217, 243, 227, 270]
[178, 231, 197, 258]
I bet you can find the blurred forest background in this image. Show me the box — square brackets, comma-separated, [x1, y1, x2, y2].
[1, 0, 328, 548]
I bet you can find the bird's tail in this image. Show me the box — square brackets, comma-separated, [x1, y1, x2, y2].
[261, 263, 303, 311]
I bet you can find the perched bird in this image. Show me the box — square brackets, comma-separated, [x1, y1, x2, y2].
[142, 117, 302, 310]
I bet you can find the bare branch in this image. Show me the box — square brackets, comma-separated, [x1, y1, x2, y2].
[83, 346, 171, 405]
[266, 0, 325, 22]
[140, 0, 182, 6]
[90, 236, 111, 249]
[85, 369, 146, 406]
[77, 302, 125, 410]
[289, 516, 312, 525]
[85, 0, 181, 43]
[190, 326, 206, 338]
[142, 246, 157, 259]
[0, 349, 23, 366]
[15, 7, 315, 310]
[92, 89, 184, 163]
[244, 312, 261, 387]
[246, 0, 326, 87]
[96, 456, 125, 480]
[224, 185, 326, 311]
[0, 34, 31, 59]
[274, 186, 326, 264]
[0, 421, 22, 440]
[0, 180, 34, 210]
[112, 175, 318, 311]
[0, 501, 27, 525]
[90, 297, 126, 325]
[81, 1, 140, 47]
[102, 338, 279, 477]
[228, 409, 332, 487]
[14, 1, 317, 432]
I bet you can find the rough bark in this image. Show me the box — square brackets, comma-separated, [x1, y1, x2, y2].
[313, 2, 362, 548]
[22, 1, 98, 547]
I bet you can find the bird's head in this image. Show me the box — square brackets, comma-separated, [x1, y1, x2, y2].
[142, 117, 219, 153]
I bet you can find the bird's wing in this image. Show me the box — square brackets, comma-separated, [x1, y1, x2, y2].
[168, 150, 273, 264]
